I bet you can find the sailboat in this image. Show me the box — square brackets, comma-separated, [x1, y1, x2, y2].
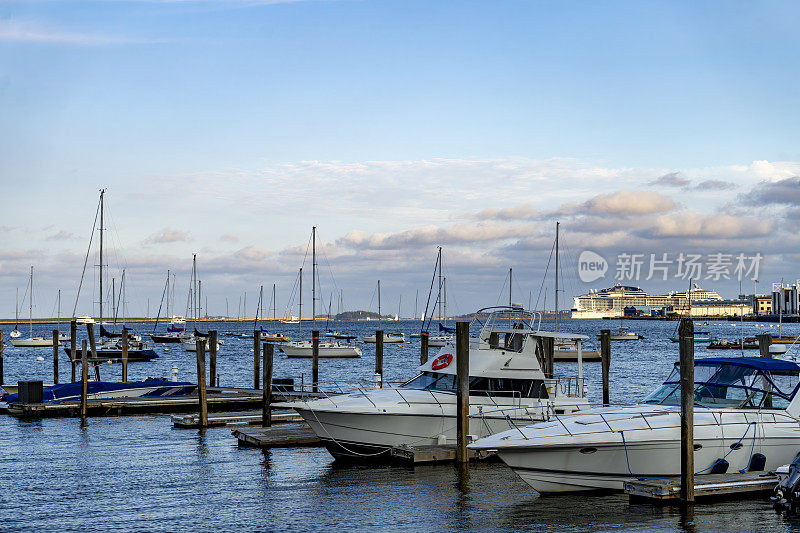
[257, 284, 291, 342]
[151, 270, 188, 343]
[422, 248, 453, 348]
[362, 281, 404, 343]
[182, 255, 221, 352]
[325, 290, 356, 340]
[10, 288, 21, 339]
[10, 266, 57, 347]
[278, 227, 361, 358]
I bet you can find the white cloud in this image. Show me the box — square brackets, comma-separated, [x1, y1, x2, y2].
[0, 19, 161, 45]
[143, 228, 192, 244]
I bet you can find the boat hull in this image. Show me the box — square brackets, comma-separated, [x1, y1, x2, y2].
[280, 344, 361, 358]
[63, 347, 158, 362]
[10, 338, 58, 347]
[150, 334, 187, 343]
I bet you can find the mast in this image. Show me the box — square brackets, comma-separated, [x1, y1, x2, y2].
[171, 273, 176, 319]
[437, 247, 442, 322]
[166, 269, 170, 321]
[312, 226, 316, 330]
[780, 278, 784, 338]
[378, 280, 381, 330]
[99, 189, 104, 328]
[273, 283, 277, 321]
[15, 287, 18, 328]
[112, 277, 116, 330]
[509, 267, 513, 307]
[299, 267, 303, 340]
[192, 254, 197, 328]
[555, 221, 560, 332]
[29, 265, 33, 338]
[122, 269, 126, 326]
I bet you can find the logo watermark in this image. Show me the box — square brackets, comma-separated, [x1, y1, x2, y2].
[577, 250, 608, 283]
[576, 252, 763, 283]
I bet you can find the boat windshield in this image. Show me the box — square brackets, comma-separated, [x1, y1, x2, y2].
[401, 372, 548, 398]
[643, 360, 800, 410]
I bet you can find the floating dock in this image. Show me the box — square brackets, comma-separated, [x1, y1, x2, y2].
[171, 409, 302, 428]
[624, 472, 779, 501]
[389, 444, 485, 464]
[233, 423, 323, 448]
[2, 388, 322, 418]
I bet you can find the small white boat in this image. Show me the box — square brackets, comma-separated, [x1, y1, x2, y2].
[183, 336, 222, 352]
[554, 340, 601, 361]
[76, 316, 95, 325]
[597, 327, 643, 341]
[361, 332, 405, 343]
[278, 341, 362, 358]
[470, 356, 800, 493]
[9, 329, 22, 339]
[10, 337, 58, 347]
[427, 334, 453, 347]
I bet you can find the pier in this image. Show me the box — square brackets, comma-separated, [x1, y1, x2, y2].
[624, 473, 779, 502]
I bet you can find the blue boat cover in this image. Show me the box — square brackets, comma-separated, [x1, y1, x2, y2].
[677, 357, 800, 372]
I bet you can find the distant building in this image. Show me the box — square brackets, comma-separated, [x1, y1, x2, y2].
[753, 294, 772, 315]
[667, 299, 752, 318]
[772, 282, 800, 316]
[571, 282, 722, 318]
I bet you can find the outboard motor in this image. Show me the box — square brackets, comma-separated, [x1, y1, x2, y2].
[773, 454, 800, 513]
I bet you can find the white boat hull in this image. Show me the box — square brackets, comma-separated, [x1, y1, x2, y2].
[10, 337, 58, 347]
[361, 334, 404, 344]
[279, 342, 361, 358]
[479, 407, 800, 493]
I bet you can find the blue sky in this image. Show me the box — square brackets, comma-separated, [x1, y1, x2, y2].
[1, 0, 799, 318]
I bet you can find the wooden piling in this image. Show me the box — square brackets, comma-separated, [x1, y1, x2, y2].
[70, 320, 77, 383]
[262, 342, 273, 428]
[375, 330, 384, 388]
[455, 321, 470, 464]
[80, 340, 88, 423]
[0, 330, 4, 386]
[757, 333, 772, 358]
[195, 339, 208, 428]
[420, 331, 429, 365]
[121, 328, 128, 382]
[209, 330, 218, 386]
[312, 330, 319, 393]
[679, 317, 695, 504]
[253, 330, 261, 390]
[52, 330, 59, 384]
[86, 322, 100, 381]
[600, 329, 611, 406]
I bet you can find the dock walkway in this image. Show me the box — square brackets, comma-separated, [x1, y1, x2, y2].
[624, 472, 778, 501]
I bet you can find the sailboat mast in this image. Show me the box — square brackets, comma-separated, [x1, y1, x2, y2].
[273, 283, 277, 321]
[99, 189, 104, 327]
[509, 267, 512, 308]
[437, 247, 442, 322]
[555, 221, 559, 332]
[122, 269, 126, 325]
[312, 226, 316, 330]
[166, 269, 170, 321]
[299, 268, 303, 339]
[192, 254, 197, 327]
[29, 265, 33, 338]
[171, 273, 176, 318]
[378, 280, 381, 330]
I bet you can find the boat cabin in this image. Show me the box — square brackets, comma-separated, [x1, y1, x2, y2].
[644, 357, 800, 411]
[401, 307, 588, 401]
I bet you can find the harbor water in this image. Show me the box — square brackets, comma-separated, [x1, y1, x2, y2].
[1, 318, 799, 531]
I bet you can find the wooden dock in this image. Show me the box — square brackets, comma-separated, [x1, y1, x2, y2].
[624, 472, 779, 501]
[2, 388, 321, 418]
[232, 423, 322, 448]
[389, 444, 485, 464]
[171, 409, 302, 428]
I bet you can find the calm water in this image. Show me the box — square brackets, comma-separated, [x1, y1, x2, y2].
[1, 318, 799, 531]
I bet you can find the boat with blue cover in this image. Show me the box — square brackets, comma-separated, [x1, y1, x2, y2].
[0, 378, 196, 405]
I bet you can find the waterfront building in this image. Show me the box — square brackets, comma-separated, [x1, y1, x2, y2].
[753, 294, 772, 315]
[772, 282, 800, 316]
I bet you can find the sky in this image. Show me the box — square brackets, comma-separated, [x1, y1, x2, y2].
[1, 0, 800, 319]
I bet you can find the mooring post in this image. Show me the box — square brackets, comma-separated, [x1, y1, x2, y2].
[195, 338, 208, 428]
[253, 330, 261, 390]
[262, 342, 273, 428]
[757, 333, 772, 358]
[456, 321, 470, 463]
[600, 329, 611, 406]
[52, 330, 59, 384]
[312, 330, 319, 393]
[420, 331, 429, 365]
[0, 331, 4, 386]
[576, 339, 584, 398]
[80, 340, 88, 424]
[121, 328, 128, 383]
[209, 330, 217, 387]
[375, 330, 384, 388]
[679, 317, 695, 504]
[86, 323, 100, 381]
[70, 320, 77, 383]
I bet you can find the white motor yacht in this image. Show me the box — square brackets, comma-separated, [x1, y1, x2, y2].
[278, 307, 591, 459]
[470, 356, 800, 493]
[278, 340, 361, 358]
